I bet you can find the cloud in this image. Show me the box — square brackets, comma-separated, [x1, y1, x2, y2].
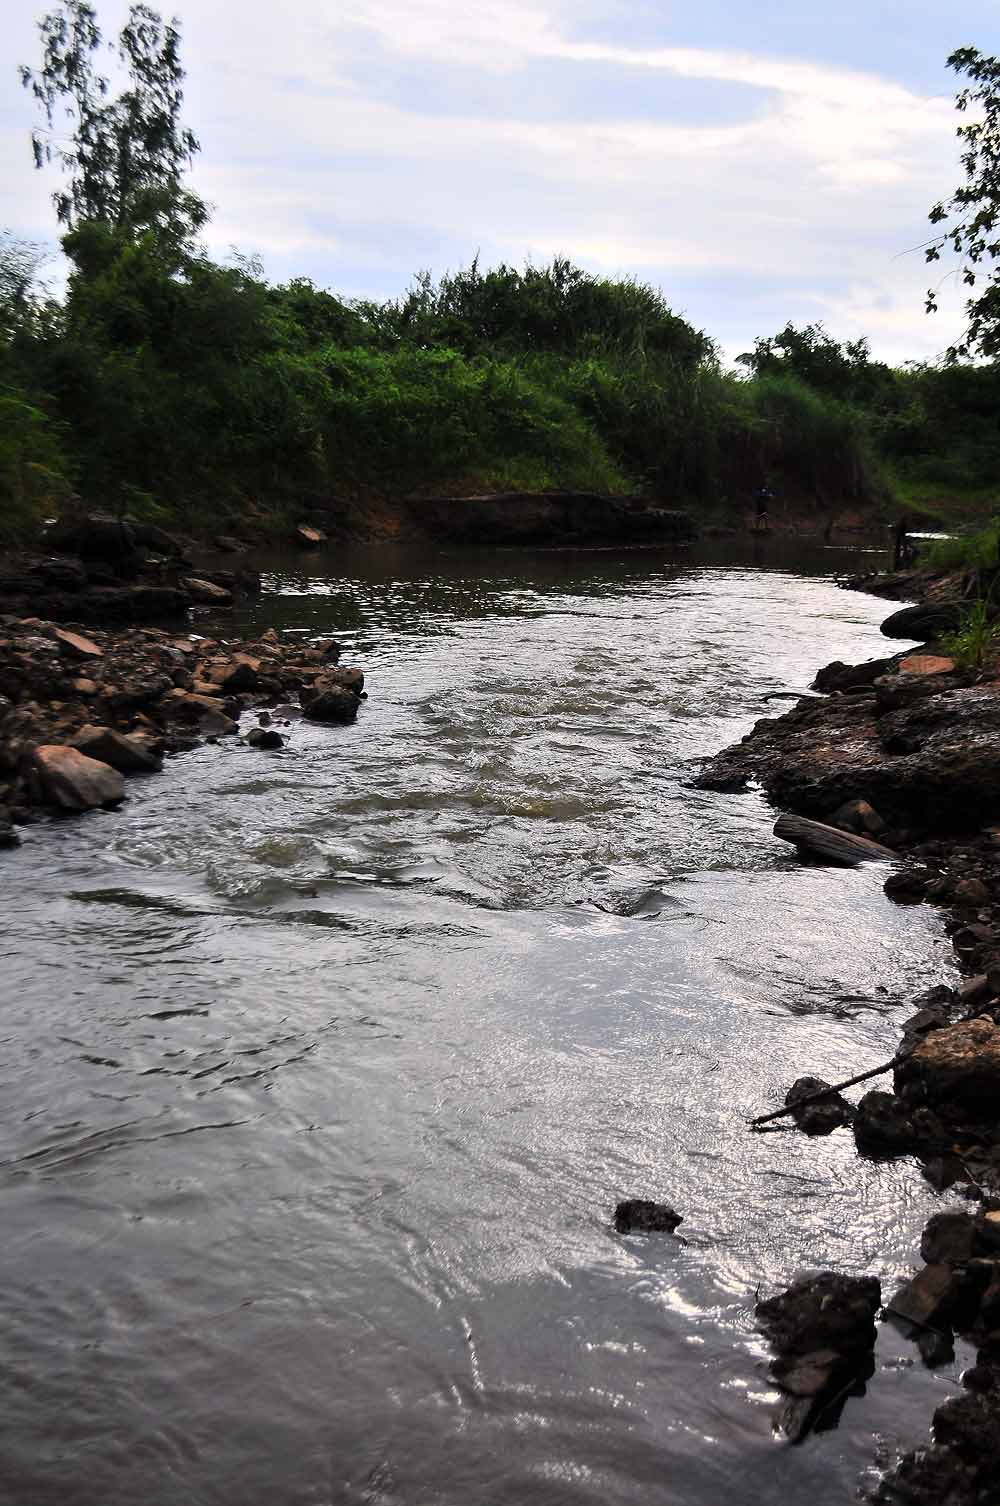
[0, 0, 970, 361]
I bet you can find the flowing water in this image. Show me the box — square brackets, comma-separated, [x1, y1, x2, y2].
[0, 540, 966, 1505]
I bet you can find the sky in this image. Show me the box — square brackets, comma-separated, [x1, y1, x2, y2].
[1, 0, 994, 365]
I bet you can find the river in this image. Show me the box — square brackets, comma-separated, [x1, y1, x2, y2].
[0, 539, 964, 1505]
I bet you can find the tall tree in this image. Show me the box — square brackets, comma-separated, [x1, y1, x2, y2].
[926, 46, 1000, 358]
[20, 1, 205, 249]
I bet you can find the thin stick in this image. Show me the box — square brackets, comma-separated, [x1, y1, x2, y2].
[749, 1056, 902, 1129]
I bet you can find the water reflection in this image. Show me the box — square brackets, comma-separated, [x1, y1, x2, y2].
[0, 540, 957, 1506]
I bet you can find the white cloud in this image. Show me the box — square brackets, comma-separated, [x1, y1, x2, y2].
[0, 0, 971, 359]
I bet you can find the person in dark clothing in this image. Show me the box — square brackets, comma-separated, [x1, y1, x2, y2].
[753, 484, 774, 529]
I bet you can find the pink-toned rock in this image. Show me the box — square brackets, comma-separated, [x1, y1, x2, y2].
[181, 577, 233, 605]
[899, 654, 956, 677]
[71, 678, 99, 696]
[54, 628, 103, 660]
[32, 745, 125, 811]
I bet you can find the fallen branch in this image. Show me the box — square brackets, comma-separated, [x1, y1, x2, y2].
[750, 1056, 902, 1129]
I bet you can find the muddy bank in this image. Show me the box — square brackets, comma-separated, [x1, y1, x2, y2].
[0, 615, 365, 843]
[695, 566, 1000, 1500]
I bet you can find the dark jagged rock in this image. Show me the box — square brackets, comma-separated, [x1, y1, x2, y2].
[70, 725, 162, 773]
[884, 868, 939, 903]
[757, 1272, 881, 1357]
[45, 513, 139, 577]
[245, 727, 284, 750]
[880, 601, 967, 639]
[695, 680, 1000, 832]
[614, 1199, 683, 1234]
[812, 656, 895, 692]
[784, 1076, 854, 1134]
[756, 1272, 881, 1442]
[302, 687, 360, 723]
[853, 1091, 924, 1157]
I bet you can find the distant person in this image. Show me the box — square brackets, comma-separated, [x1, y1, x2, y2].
[753, 484, 773, 530]
[893, 515, 916, 571]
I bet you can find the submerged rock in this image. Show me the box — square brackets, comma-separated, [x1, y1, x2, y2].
[245, 727, 284, 750]
[784, 1076, 854, 1134]
[614, 1199, 683, 1234]
[303, 687, 360, 723]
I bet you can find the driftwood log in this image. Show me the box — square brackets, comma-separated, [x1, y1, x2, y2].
[773, 813, 897, 866]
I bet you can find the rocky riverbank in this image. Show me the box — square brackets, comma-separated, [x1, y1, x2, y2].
[695, 564, 1000, 1501]
[0, 616, 365, 846]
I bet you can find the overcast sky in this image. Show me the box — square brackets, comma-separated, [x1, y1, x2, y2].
[1, 0, 992, 364]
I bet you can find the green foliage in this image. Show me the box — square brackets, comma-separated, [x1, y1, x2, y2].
[0, 386, 71, 538]
[737, 322, 895, 407]
[941, 595, 1000, 672]
[366, 257, 715, 367]
[927, 521, 1000, 571]
[926, 47, 1000, 358]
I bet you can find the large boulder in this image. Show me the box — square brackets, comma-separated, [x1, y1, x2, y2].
[880, 601, 967, 639]
[45, 514, 139, 577]
[896, 1017, 1000, 1121]
[31, 745, 125, 811]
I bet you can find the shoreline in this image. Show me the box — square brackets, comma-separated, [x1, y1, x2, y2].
[695, 563, 1000, 1501]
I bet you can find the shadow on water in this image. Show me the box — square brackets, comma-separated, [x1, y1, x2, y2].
[0, 537, 959, 1506]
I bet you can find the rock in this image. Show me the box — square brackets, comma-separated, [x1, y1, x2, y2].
[917, 1328, 955, 1367]
[831, 797, 888, 836]
[295, 524, 327, 547]
[198, 709, 238, 736]
[180, 577, 234, 605]
[785, 1076, 854, 1134]
[245, 727, 284, 750]
[0, 811, 20, 849]
[921, 1212, 982, 1267]
[105, 675, 174, 712]
[812, 656, 895, 693]
[954, 877, 991, 906]
[70, 725, 162, 773]
[215, 659, 259, 693]
[896, 1017, 1000, 1121]
[71, 677, 99, 696]
[772, 1347, 844, 1397]
[302, 687, 360, 723]
[899, 654, 957, 677]
[888, 1264, 962, 1329]
[854, 1091, 920, 1157]
[126, 520, 183, 557]
[872, 1384, 1000, 1504]
[53, 628, 103, 661]
[31, 745, 125, 811]
[884, 868, 938, 903]
[45, 514, 139, 577]
[614, 1199, 683, 1234]
[756, 1272, 882, 1358]
[880, 601, 967, 639]
[319, 638, 342, 661]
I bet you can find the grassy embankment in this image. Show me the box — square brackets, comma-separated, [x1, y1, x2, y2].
[1, 234, 998, 543]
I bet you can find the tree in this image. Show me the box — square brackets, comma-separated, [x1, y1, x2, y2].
[736, 322, 895, 407]
[926, 46, 1000, 359]
[20, 1, 205, 251]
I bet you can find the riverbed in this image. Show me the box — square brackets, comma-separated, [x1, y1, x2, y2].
[0, 540, 965, 1505]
